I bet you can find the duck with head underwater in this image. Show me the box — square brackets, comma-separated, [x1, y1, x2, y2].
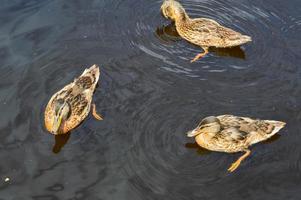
[44, 64, 103, 135]
[161, 0, 252, 62]
[187, 115, 286, 172]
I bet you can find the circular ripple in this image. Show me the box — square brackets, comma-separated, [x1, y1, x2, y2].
[107, 1, 298, 197]
[0, 0, 300, 199]
[113, 0, 288, 80]
[109, 0, 297, 111]
[123, 95, 230, 196]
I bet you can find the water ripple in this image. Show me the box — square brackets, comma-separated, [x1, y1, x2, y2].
[114, 0, 288, 82]
[0, 0, 300, 199]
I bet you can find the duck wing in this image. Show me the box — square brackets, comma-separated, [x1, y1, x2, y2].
[215, 126, 249, 143]
[217, 115, 286, 146]
[182, 18, 251, 48]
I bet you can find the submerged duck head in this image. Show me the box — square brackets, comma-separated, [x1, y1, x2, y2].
[187, 116, 221, 137]
[51, 99, 71, 134]
[161, 0, 188, 21]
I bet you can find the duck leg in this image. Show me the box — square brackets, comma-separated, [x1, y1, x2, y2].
[228, 149, 251, 172]
[92, 103, 103, 120]
[191, 47, 209, 63]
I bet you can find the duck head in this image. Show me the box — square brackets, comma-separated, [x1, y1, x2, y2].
[52, 99, 71, 134]
[161, 0, 189, 21]
[187, 116, 221, 137]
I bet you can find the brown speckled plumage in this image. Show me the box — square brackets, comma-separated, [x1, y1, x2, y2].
[177, 19, 251, 48]
[187, 115, 286, 172]
[161, 0, 251, 60]
[44, 65, 100, 135]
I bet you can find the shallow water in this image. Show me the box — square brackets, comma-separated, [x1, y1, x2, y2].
[0, 0, 301, 199]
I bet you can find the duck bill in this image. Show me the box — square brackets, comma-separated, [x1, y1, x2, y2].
[187, 129, 200, 137]
[52, 115, 63, 134]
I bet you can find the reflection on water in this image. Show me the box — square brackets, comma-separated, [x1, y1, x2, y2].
[210, 46, 246, 59]
[185, 142, 211, 155]
[156, 23, 181, 42]
[0, 0, 301, 199]
[262, 133, 281, 144]
[52, 133, 71, 154]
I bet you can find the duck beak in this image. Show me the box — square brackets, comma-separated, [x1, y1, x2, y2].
[187, 129, 199, 137]
[52, 114, 63, 134]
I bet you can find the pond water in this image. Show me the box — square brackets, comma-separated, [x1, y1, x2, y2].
[0, 0, 301, 199]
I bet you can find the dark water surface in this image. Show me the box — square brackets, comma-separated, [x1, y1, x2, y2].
[0, 0, 301, 199]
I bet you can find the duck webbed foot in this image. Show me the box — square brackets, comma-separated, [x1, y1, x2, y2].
[191, 47, 209, 63]
[228, 149, 251, 172]
[92, 103, 103, 120]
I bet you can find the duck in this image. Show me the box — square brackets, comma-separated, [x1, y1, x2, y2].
[187, 115, 286, 172]
[160, 0, 252, 62]
[44, 64, 103, 135]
